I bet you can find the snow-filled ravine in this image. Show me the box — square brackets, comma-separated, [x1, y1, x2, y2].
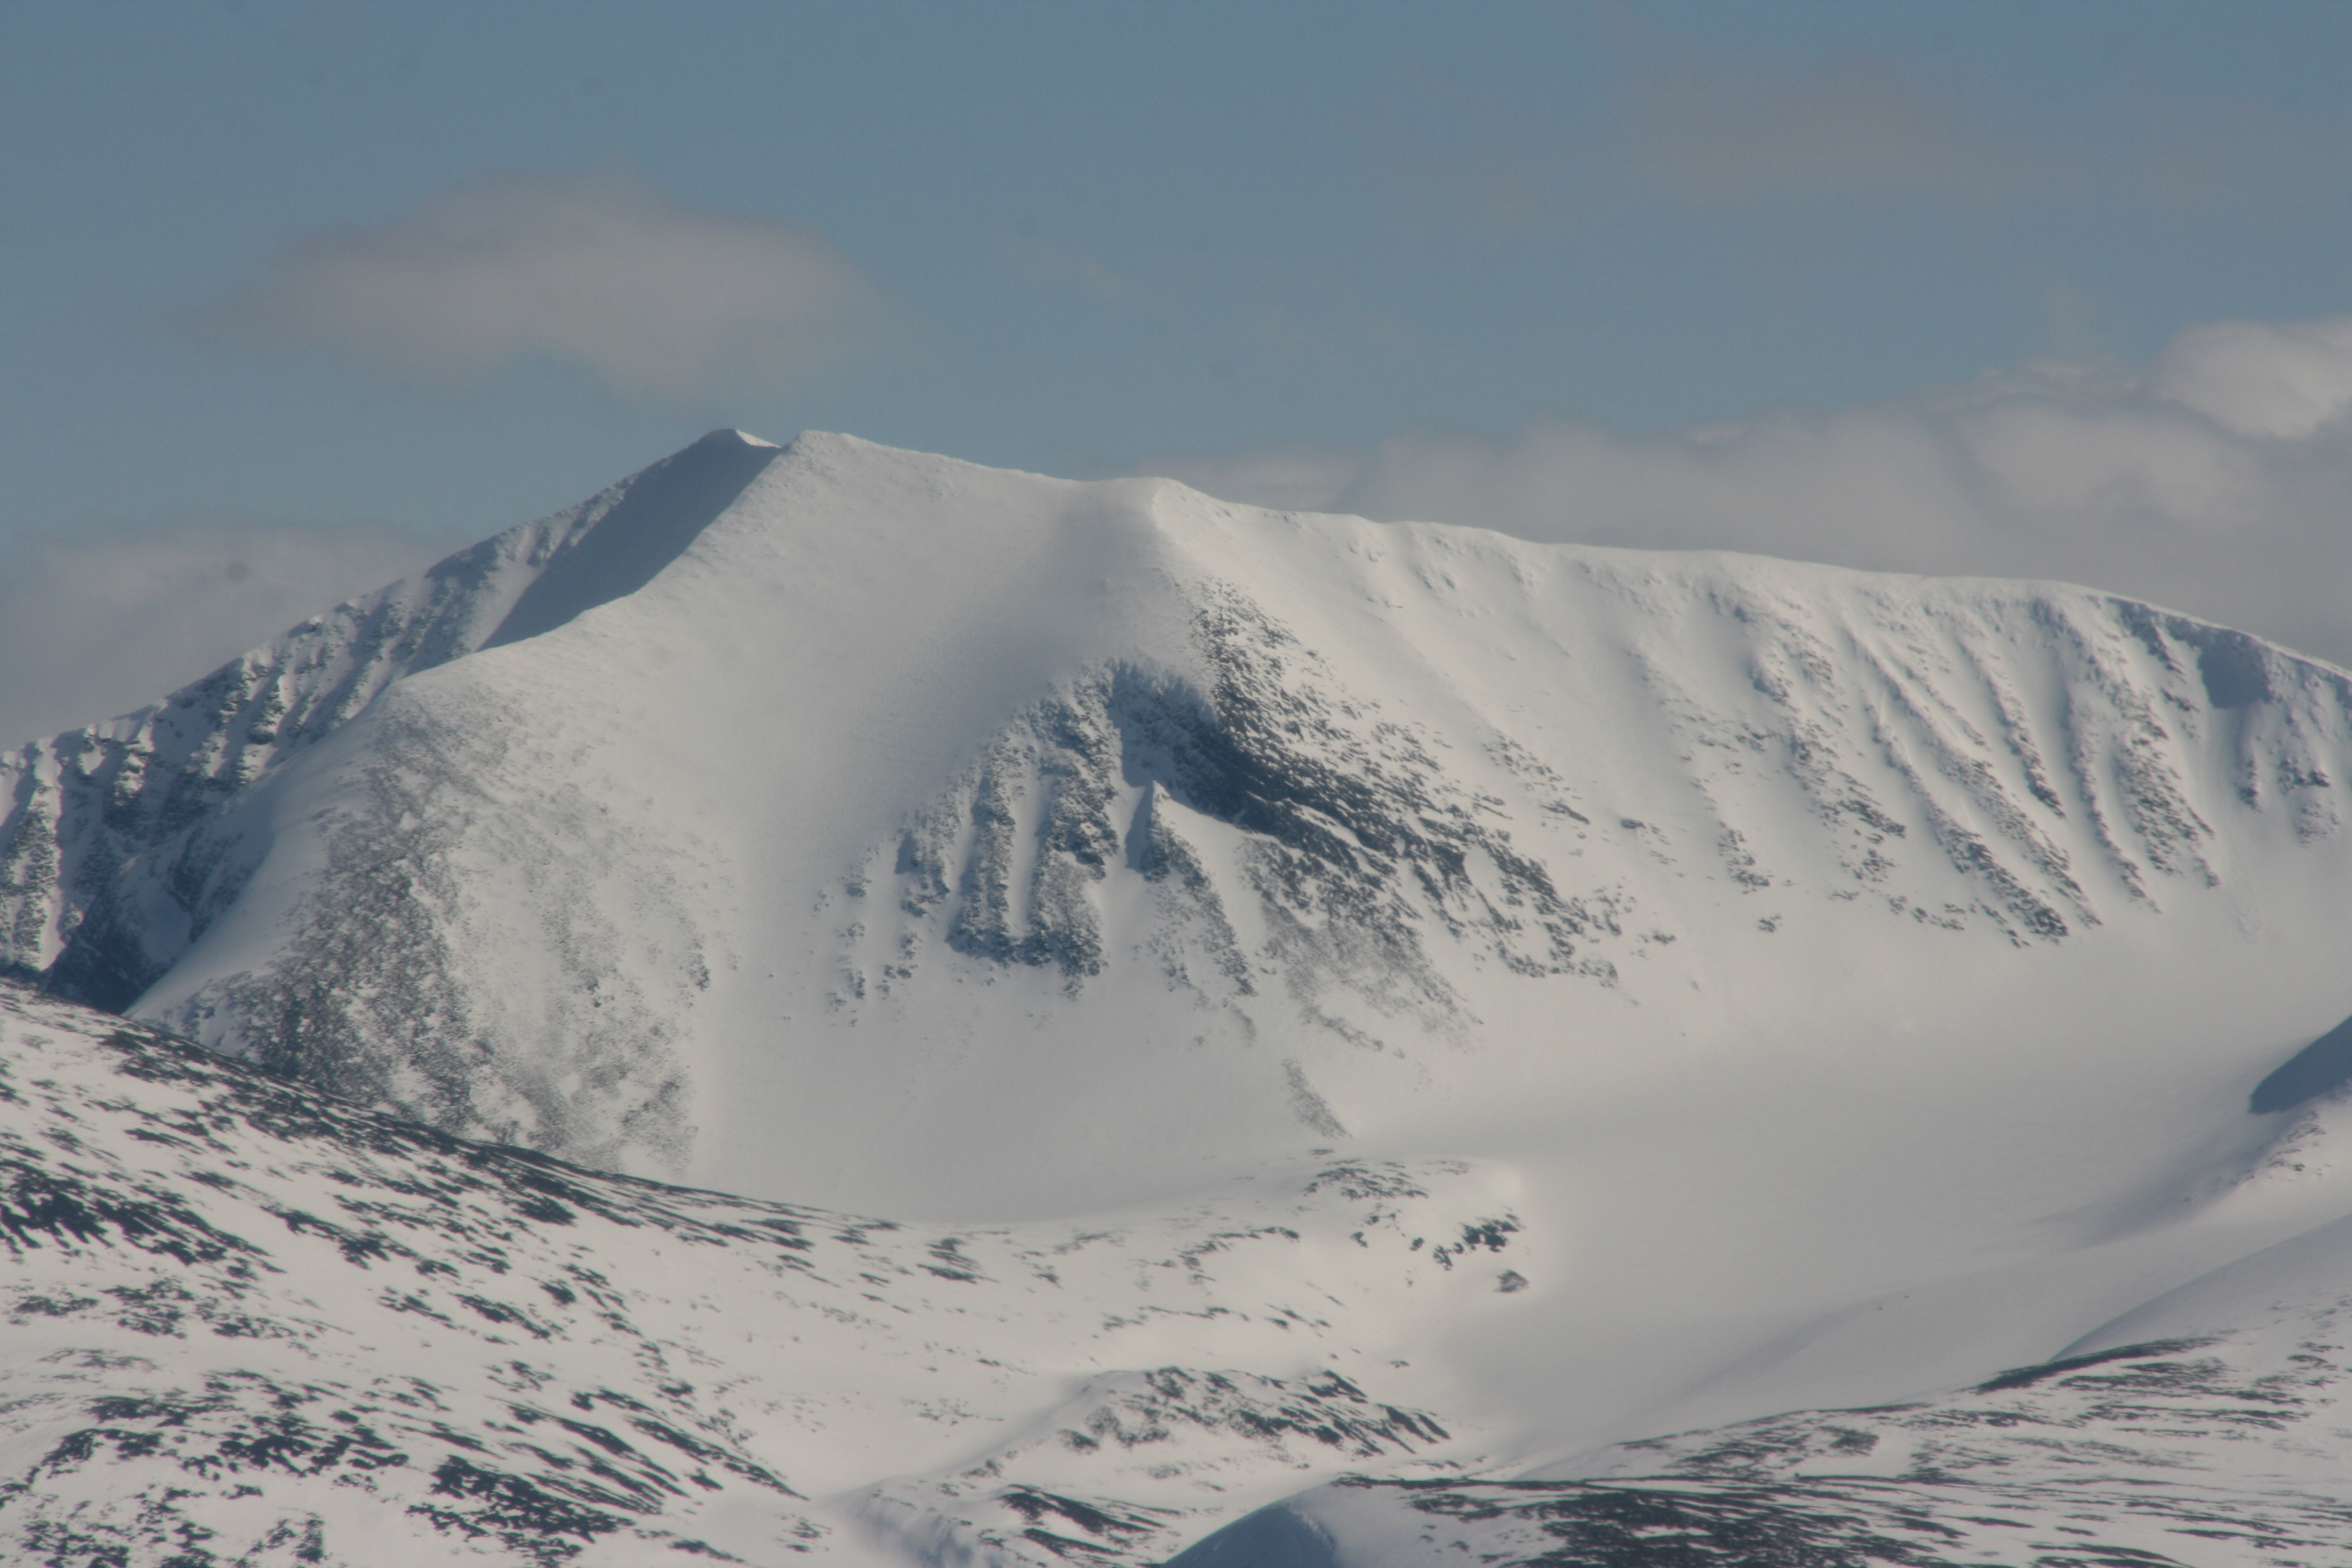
[7, 431, 2352, 1565]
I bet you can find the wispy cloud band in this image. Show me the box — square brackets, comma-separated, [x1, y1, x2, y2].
[192, 168, 901, 403]
[1133, 313, 2352, 669]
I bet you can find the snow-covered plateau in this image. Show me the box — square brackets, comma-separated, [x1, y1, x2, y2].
[5, 430, 2352, 1565]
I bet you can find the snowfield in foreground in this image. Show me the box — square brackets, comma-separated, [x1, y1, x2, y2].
[5, 430, 2352, 1564]
[0, 981, 1524, 1566]
[9, 984, 2352, 1567]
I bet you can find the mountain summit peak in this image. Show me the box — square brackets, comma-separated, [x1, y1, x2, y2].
[479, 427, 783, 648]
[704, 426, 782, 449]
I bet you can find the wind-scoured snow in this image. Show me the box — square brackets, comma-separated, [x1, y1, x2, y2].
[6, 431, 2352, 1564]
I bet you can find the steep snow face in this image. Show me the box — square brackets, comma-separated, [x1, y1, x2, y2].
[0, 431, 779, 1016]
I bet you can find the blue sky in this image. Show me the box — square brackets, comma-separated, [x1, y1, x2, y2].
[6, 1, 2352, 737]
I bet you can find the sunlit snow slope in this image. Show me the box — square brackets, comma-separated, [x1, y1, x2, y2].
[7, 431, 2352, 1565]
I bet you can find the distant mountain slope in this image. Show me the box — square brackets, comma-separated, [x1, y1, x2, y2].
[0, 430, 779, 1013]
[1, 431, 2334, 1212]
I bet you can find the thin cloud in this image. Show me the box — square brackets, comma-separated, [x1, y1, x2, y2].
[1130, 313, 2352, 671]
[1372, 41, 2352, 227]
[2151, 316, 2352, 440]
[996, 224, 1142, 301]
[0, 518, 463, 745]
[192, 168, 903, 403]
[1623, 50, 2031, 204]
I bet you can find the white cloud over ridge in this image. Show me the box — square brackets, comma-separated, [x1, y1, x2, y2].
[1136, 313, 2352, 670]
[195, 168, 900, 403]
[0, 519, 462, 747]
[13, 313, 2351, 754]
[2152, 316, 2352, 440]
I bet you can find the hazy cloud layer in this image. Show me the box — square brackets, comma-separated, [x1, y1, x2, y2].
[1134, 313, 2352, 670]
[0, 519, 461, 746]
[1626, 45, 2352, 215]
[1380, 41, 2352, 226]
[194, 168, 900, 403]
[1624, 51, 2030, 204]
[996, 224, 1140, 301]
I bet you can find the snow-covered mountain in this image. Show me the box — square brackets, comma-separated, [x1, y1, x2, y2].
[9, 432, 2351, 1206]
[7, 430, 2352, 1565]
[0, 428, 781, 1016]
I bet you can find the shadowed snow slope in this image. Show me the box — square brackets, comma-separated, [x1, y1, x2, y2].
[7, 431, 2352, 1564]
